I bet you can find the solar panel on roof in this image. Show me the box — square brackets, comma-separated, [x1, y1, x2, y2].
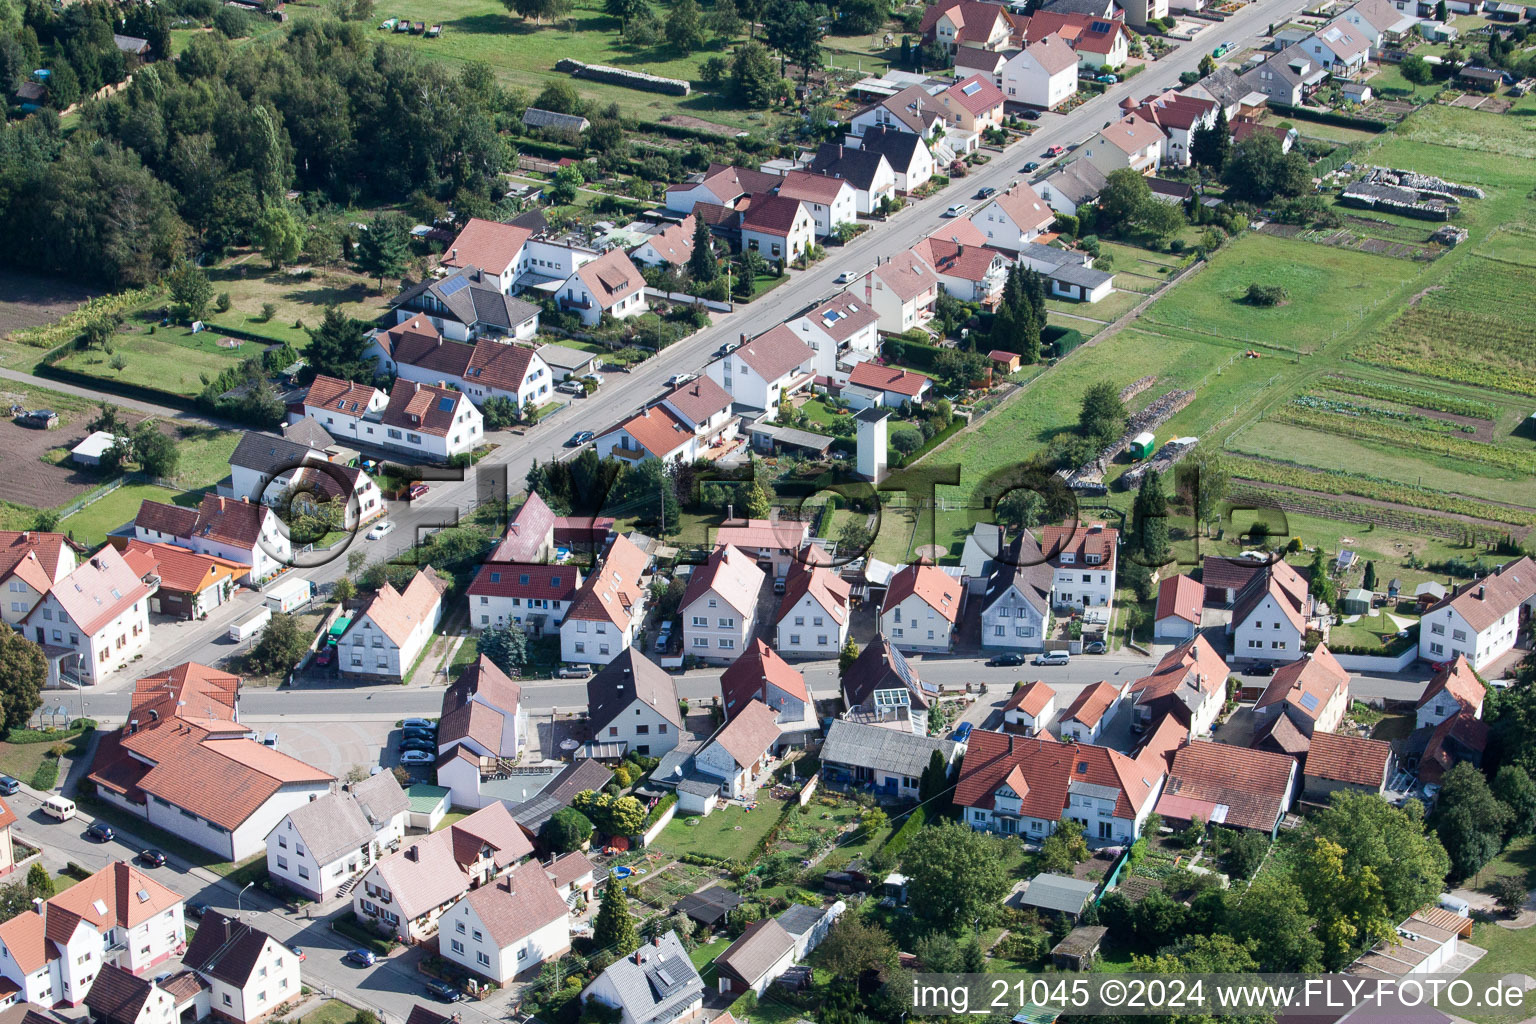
[961, 80, 983, 96]
[1300, 692, 1320, 711]
[438, 397, 455, 412]
[1091, 19, 1111, 30]
[439, 276, 470, 297]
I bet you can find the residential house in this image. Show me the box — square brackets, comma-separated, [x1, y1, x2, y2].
[557, 248, 648, 327]
[664, 164, 780, 214]
[537, 343, 604, 382]
[1042, 522, 1118, 611]
[440, 218, 534, 293]
[1231, 120, 1297, 151]
[774, 566, 852, 657]
[586, 649, 683, 758]
[1058, 680, 1126, 743]
[710, 520, 811, 579]
[378, 317, 554, 410]
[842, 362, 934, 410]
[1228, 559, 1310, 664]
[919, 0, 1020, 52]
[132, 495, 291, 586]
[739, 195, 816, 264]
[264, 772, 409, 902]
[629, 216, 697, 269]
[1153, 574, 1203, 642]
[1422, 709, 1490, 784]
[1304, 22, 1370, 76]
[776, 903, 842, 961]
[181, 915, 298, 1024]
[1079, 114, 1165, 175]
[1181, 66, 1267, 121]
[841, 635, 931, 734]
[808, 144, 897, 215]
[1025, 12, 1133, 69]
[337, 568, 448, 682]
[853, 127, 935, 194]
[0, 530, 77, 630]
[224, 430, 383, 530]
[440, 860, 571, 983]
[112, 541, 238, 622]
[1418, 557, 1536, 670]
[694, 699, 781, 800]
[386, 267, 541, 344]
[489, 492, 556, 564]
[353, 802, 534, 943]
[1303, 731, 1393, 800]
[545, 850, 597, 907]
[1037, 0, 1119, 17]
[1001, 35, 1080, 109]
[719, 640, 817, 749]
[1199, 555, 1269, 606]
[1416, 655, 1484, 731]
[819, 719, 957, 797]
[858, 250, 939, 334]
[1037, 160, 1109, 216]
[434, 658, 535, 807]
[1128, 635, 1230, 737]
[83, 964, 189, 1024]
[881, 562, 962, 652]
[1337, 0, 1417, 47]
[22, 545, 154, 687]
[1115, 0, 1166, 28]
[300, 377, 483, 462]
[848, 87, 945, 140]
[1240, 45, 1329, 106]
[705, 324, 814, 414]
[1124, 90, 1218, 166]
[1014, 242, 1116, 303]
[775, 172, 858, 238]
[955, 728, 1169, 844]
[785, 293, 881, 378]
[1253, 645, 1351, 738]
[935, 75, 1008, 134]
[981, 533, 1054, 653]
[1155, 741, 1298, 838]
[0, 862, 184, 1008]
[560, 534, 650, 665]
[498, 760, 614, 835]
[595, 376, 736, 465]
[681, 545, 764, 663]
[972, 183, 1056, 252]
[299, 376, 388, 443]
[1003, 681, 1057, 736]
[912, 228, 1010, 304]
[468, 563, 580, 634]
[715, 920, 796, 997]
[580, 931, 703, 1024]
[954, 45, 1009, 87]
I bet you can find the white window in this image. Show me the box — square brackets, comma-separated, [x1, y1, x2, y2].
[451, 940, 465, 953]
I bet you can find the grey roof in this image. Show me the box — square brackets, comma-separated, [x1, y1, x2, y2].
[1042, 160, 1108, 205]
[857, 126, 929, 171]
[675, 886, 742, 926]
[810, 143, 892, 193]
[279, 790, 375, 867]
[776, 903, 825, 937]
[391, 266, 540, 331]
[1018, 242, 1088, 270]
[752, 423, 835, 453]
[985, 533, 1054, 617]
[523, 107, 590, 131]
[537, 343, 601, 372]
[1189, 67, 1250, 108]
[585, 930, 703, 1024]
[282, 418, 336, 450]
[1243, 44, 1328, 90]
[588, 649, 685, 733]
[677, 777, 720, 797]
[1049, 261, 1115, 289]
[508, 758, 614, 832]
[1038, 0, 1116, 14]
[350, 770, 409, 826]
[821, 719, 955, 778]
[1021, 873, 1097, 914]
[230, 431, 322, 476]
[113, 33, 149, 53]
[717, 919, 796, 986]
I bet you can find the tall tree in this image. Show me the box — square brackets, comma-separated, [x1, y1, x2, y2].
[762, 0, 822, 84]
[1174, 450, 1228, 534]
[996, 489, 1044, 533]
[254, 204, 304, 269]
[1228, 876, 1324, 972]
[604, 0, 647, 27]
[1293, 834, 1382, 969]
[593, 873, 639, 955]
[131, 420, 179, 478]
[902, 820, 1010, 927]
[247, 105, 290, 204]
[0, 628, 45, 734]
[1362, 560, 1377, 591]
[666, 0, 705, 54]
[1223, 132, 1311, 203]
[504, 0, 571, 24]
[688, 216, 717, 281]
[1132, 470, 1171, 565]
[1077, 380, 1126, 444]
[730, 41, 780, 106]
[305, 306, 375, 382]
[838, 636, 859, 676]
[354, 212, 411, 291]
[477, 624, 529, 676]
[814, 915, 896, 980]
[1494, 765, 1536, 837]
[707, 0, 742, 38]
[918, 748, 951, 807]
[1306, 791, 1450, 932]
[1190, 107, 1231, 173]
[166, 259, 213, 321]
[1431, 762, 1510, 880]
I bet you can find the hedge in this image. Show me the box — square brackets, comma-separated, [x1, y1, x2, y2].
[30, 760, 58, 791]
[1266, 103, 1390, 132]
[5, 721, 95, 744]
[35, 359, 198, 413]
[882, 803, 928, 859]
[640, 793, 677, 832]
[332, 910, 398, 955]
[515, 135, 585, 161]
[893, 417, 965, 469]
[1045, 325, 1085, 357]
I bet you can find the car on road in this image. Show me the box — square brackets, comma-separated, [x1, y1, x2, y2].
[187, 901, 210, 919]
[1032, 651, 1070, 666]
[834, 271, 857, 284]
[1083, 640, 1107, 654]
[565, 430, 595, 448]
[1045, 145, 1065, 157]
[945, 203, 969, 217]
[366, 520, 395, 541]
[344, 949, 377, 968]
[154, 972, 174, 985]
[425, 980, 462, 1003]
[85, 822, 114, 843]
[556, 665, 592, 678]
[1020, 109, 1041, 120]
[406, 482, 429, 500]
[138, 849, 166, 867]
[0, 776, 18, 796]
[556, 380, 584, 395]
[399, 750, 435, 766]
[714, 343, 734, 357]
[1022, 161, 1040, 172]
[666, 373, 698, 387]
[290, 946, 306, 962]
[952, 722, 974, 743]
[403, 718, 435, 730]
[987, 652, 1026, 667]
[975, 186, 996, 200]
[399, 737, 437, 754]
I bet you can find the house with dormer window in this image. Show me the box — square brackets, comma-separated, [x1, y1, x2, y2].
[881, 563, 962, 652]
[559, 535, 650, 665]
[1041, 522, 1118, 611]
[468, 563, 581, 634]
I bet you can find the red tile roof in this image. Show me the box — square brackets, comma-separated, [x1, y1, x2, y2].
[883, 562, 961, 622]
[1096, 113, 1165, 153]
[741, 194, 811, 236]
[663, 375, 732, 426]
[1416, 655, 1484, 713]
[734, 323, 815, 382]
[1041, 522, 1118, 572]
[777, 170, 852, 206]
[1424, 556, 1536, 633]
[1255, 645, 1349, 721]
[1159, 740, 1296, 832]
[1027, 11, 1130, 54]
[720, 639, 810, 717]
[912, 235, 1006, 283]
[489, 492, 557, 563]
[955, 728, 1161, 819]
[943, 74, 1006, 116]
[1232, 559, 1309, 634]
[121, 540, 243, 596]
[713, 519, 810, 553]
[800, 293, 879, 343]
[1155, 574, 1202, 625]
[353, 567, 447, 647]
[441, 218, 533, 276]
[1231, 120, 1293, 145]
[468, 562, 580, 603]
[1126, 90, 1218, 131]
[460, 859, 570, 949]
[847, 361, 931, 397]
[871, 249, 938, 303]
[1005, 680, 1056, 717]
[130, 661, 242, 728]
[382, 379, 472, 437]
[0, 531, 73, 588]
[1060, 680, 1120, 729]
[919, 0, 1017, 45]
[776, 565, 851, 628]
[567, 534, 648, 628]
[1304, 731, 1391, 788]
[682, 544, 764, 617]
[987, 183, 1055, 234]
[574, 248, 645, 311]
[1131, 634, 1228, 706]
[610, 403, 696, 459]
[633, 216, 696, 266]
[134, 500, 199, 539]
[42, 546, 154, 637]
[304, 375, 382, 415]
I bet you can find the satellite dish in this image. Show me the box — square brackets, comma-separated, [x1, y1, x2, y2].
[560, 738, 579, 751]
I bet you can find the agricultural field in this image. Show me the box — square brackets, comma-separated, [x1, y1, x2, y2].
[0, 271, 99, 368]
[55, 328, 250, 398]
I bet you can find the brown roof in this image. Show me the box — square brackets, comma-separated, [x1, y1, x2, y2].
[1005, 681, 1056, 717]
[1251, 711, 1311, 757]
[489, 492, 557, 563]
[741, 194, 810, 236]
[587, 647, 683, 732]
[682, 544, 764, 618]
[919, 0, 1015, 44]
[954, 728, 1160, 819]
[1131, 634, 1229, 708]
[1022, 33, 1078, 74]
[303, 374, 381, 415]
[776, 170, 853, 205]
[912, 235, 1006, 284]
[842, 635, 927, 711]
[1097, 113, 1165, 154]
[1060, 681, 1120, 729]
[847, 361, 931, 397]
[1425, 557, 1536, 633]
[1255, 645, 1349, 721]
[709, 698, 781, 768]
[406, 1008, 454, 1024]
[720, 639, 810, 718]
[574, 248, 645, 311]
[1026, 10, 1129, 53]
[633, 216, 696, 266]
[1417, 655, 1485, 713]
[734, 323, 815, 382]
[1041, 522, 1118, 572]
[378, 316, 445, 363]
[776, 565, 851, 627]
[1155, 574, 1202, 625]
[39, 546, 154, 637]
[382, 379, 472, 437]
[459, 859, 570, 948]
[545, 850, 595, 888]
[468, 562, 580, 603]
[1231, 558, 1309, 634]
[439, 698, 506, 754]
[1304, 731, 1392, 788]
[1200, 556, 1266, 593]
[663, 375, 732, 426]
[133, 500, 199, 540]
[1421, 711, 1489, 782]
[717, 918, 795, 986]
[1158, 740, 1296, 832]
[370, 803, 533, 921]
[352, 567, 447, 647]
[609, 403, 696, 459]
[84, 963, 156, 1022]
[567, 534, 649, 629]
[800, 293, 879, 343]
[441, 218, 533, 276]
[987, 182, 1055, 234]
[871, 249, 937, 303]
[120, 541, 241, 602]
[1230, 120, 1293, 145]
[0, 531, 73, 587]
[1126, 90, 1218, 131]
[884, 562, 961, 623]
[182, 913, 277, 987]
[943, 74, 1006, 115]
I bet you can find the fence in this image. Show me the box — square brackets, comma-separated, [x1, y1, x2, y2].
[798, 771, 821, 808]
[1331, 647, 1418, 672]
[56, 475, 130, 523]
[638, 799, 678, 847]
[642, 287, 734, 313]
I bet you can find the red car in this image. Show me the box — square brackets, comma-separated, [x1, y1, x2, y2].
[407, 482, 430, 500]
[1046, 145, 1065, 157]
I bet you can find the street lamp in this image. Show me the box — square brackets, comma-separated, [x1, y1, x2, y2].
[237, 881, 254, 917]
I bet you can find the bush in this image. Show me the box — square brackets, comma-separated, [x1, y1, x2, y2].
[30, 760, 58, 791]
[1245, 283, 1288, 307]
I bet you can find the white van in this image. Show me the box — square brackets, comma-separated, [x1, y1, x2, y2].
[41, 796, 76, 821]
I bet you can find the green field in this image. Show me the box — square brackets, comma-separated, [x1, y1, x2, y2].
[649, 800, 787, 862]
[1046, 287, 1141, 322]
[54, 483, 200, 548]
[56, 330, 248, 397]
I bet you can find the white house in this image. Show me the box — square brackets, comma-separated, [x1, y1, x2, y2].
[1080, 114, 1165, 176]
[739, 194, 816, 264]
[843, 362, 935, 410]
[628, 215, 696, 269]
[681, 545, 764, 663]
[298, 377, 483, 462]
[858, 250, 938, 335]
[912, 229, 1009, 304]
[1042, 523, 1118, 611]
[808, 143, 898, 215]
[1304, 22, 1370, 76]
[385, 265, 541, 344]
[715, 919, 796, 998]
[706, 324, 814, 415]
[1418, 557, 1536, 670]
[719, 640, 818, 750]
[225, 430, 383, 531]
[1337, 0, 1417, 47]
[468, 559, 580, 634]
[971, 182, 1056, 252]
[662, 163, 778, 214]
[581, 931, 703, 1024]
[1015, 242, 1116, 304]
[0, 862, 185, 1008]
[1153, 573, 1202, 643]
[300, 375, 389, 441]
[132, 494, 292, 586]
[378, 317, 555, 410]
[694, 699, 781, 800]
[784, 293, 882, 379]
[182, 915, 299, 1024]
[1228, 560, 1310, 664]
[337, 568, 448, 682]
[1037, 160, 1108, 217]
[881, 563, 962, 652]
[774, 566, 852, 656]
[1001, 35, 1078, 110]
[441, 860, 571, 983]
[1125, 91, 1218, 168]
[1415, 655, 1485, 730]
[854, 127, 935, 194]
[1059, 681, 1126, 743]
[560, 535, 650, 665]
[775, 171, 858, 237]
[1002, 680, 1056, 736]
[264, 772, 409, 902]
[0, 529, 76, 632]
[1253, 645, 1351, 739]
[595, 377, 736, 467]
[980, 534, 1053, 652]
[1129, 635, 1231, 737]
[555, 248, 648, 327]
[586, 648, 683, 759]
[22, 545, 154, 687]
[437, 655, 527, 776]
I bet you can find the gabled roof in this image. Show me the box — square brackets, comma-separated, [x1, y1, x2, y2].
[798, 292, 880, 343]
[351, 568, 447, 648]
[1311, 21, 1369, 59]
[229, 430, 324, 477]
[820, 719, 955, 777]
[1026, 10, 1130, 52]
[390, 268, 540, 332]
[884, 562, 961, 623]
[911, 235, 1006, 284]
[468, 562, 580, 603]
[1126, 90, 1218, 131]
[351, 770, 410, 826]
[457, 859, 570, 949]
[776, 170, 854, 206]
[1155, 574, 1202, 625]
[1200, 555, 1267, 592]
[954, 45, 1010, 74]
[1255, 645, 1349, 721]
[133, 499, 199, 540]
[121, 541, 244, 598]
[382, 379, 472, 438]
[733, 323, 814, 382]
[919, 0, 1016, 44]
[48, 861, 183, 938]
[190, 495, 272, 549]
[1423, 557, 1536, 633]
[1304, 731, 1391, 787]
[848, 361, 931, 397]
[664, 375, 733, 426]
[183, 913, 280, 987]
[776, 566, 851, 628]
[1019, 33, 1079, 74]
[706, 699, 781, 768]
[688, 163, 783, 203]
[40, 546, 154, 637]
[1095, 113, 1165, 154]
[682, 545, 764, 618]
[1158, 740, 1295, 832]
[0, 910, 50, 974]
[1060, 681, 1121, 729]
[633, 216, 696, 266]
[587, 647, 683, 732]
[843, 635, 928, 711]
[871, 248, 937, 302]
[717, 918, 795, 986]
[1041, 160, 1108, 205]
[406, 1008, 453, 1024]
[943, 74, 1006, 115]
[1416, 655, 1484, 713]
[713, 519, 809, 552]
[1422, 711, 1489, 780]
[566, 534, 649, 629]
[0, 532, 72, 592]
[129, 661, 241, 728]
[489, 491, 557, 563]
[587, 931, 702, 1022]
[954, 729, 1161, 819]
[303, 374, 382, 416]
[84, 963, 157, 1022]
[1231, 558, 1308, 634]
[282, 418, 336, 450]
[1252, 709, 1311, 757]
[608, 403, 696, 459]
[1131, 635, 1229, 711]
[369, 803, 533, 921]
[573, 248, 645, 311]
[984, 183, 1055, 233]
[441, 218, 533, 277]
[1041, 522, 1118, 571]
[985, 532, 1054, 618]
[1005, 680, 1056, 717]
[856, 127, 930, 170]
[809, 143, 893, 193]
[443, 653, 522, 718]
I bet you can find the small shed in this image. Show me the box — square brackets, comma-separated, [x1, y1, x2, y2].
[988, 350, 1021, 374]
[1457, 66, 1503, 92]
[1019, 873, 1097, 920]
[676, 884, 743, 930]
[1050, 924, 1108, 969]
[1335, 549, 1357, 573]
[15, 409, 58, 430]
[70, 430, 128, 467]
[1341, 588, 1373, 615]
[1387, 578, 1402, 599]
[404, 783, 450, 831]
[1414, 580, 1447, 612]
[1129, 431, 1155, 459]
[522, 107, 591, 133]
[882, 872, 908, 905]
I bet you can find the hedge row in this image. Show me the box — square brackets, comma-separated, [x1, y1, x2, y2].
[640, 793, 677, 832]
[1266, 103, 1391, 133]
[893, 417, 965, 469]
[5, 721, 96, 745]
[35, 359, 197, 413]
[1048, 325, 1086, 357]
[882, 803, 928, 859]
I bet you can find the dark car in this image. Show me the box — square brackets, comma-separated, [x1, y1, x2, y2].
[987, 652, 1026, 667]
[715, 344, 733, 358]
[565, 430, 595, 448]
[976, 186, 997, 200]
[138, 849, 166, 867]
[187, 901, 210, 919]
[403, 718, 435, 731]
[425, 980, 461, 1003]
[344, 949, 377, 968]
[1022, 161, 1040, 172]
[85, 822, 114, 843]
[0, 776, 18, 796]
[1083, 641, 1107, 654]
[399, 737, 437, 754]
[1248, 662, 1276, 677]
[1020, 109, 1041, 120]
[402, 727, 436, 742]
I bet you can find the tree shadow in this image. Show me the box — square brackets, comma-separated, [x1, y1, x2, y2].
[286, 283, 375, 307]
[446, 12, 533, 35]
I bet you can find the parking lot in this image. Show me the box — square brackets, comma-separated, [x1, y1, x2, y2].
[241, 717, 399, 777]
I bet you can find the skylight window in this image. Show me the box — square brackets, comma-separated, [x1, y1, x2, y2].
[92, 899, 108, 916]
[438, 397, 455, 412]
[961, 81, 983, 96]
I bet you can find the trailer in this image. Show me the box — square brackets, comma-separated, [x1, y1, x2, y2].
[1129, 431, 1156, 460]
[264, 576, 313, 614]
[229, 606, 272, 642]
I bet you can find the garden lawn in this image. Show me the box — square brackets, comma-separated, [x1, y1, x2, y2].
[55, 482, 202, 548]
[1046, 288, 1140, 322]
[1139, 233, 1422, 354]
[172, 425, 242, 489]
[200, 259, 393, 347]
[650, 798, 789, 863]
[301, 1001, 359, 1024]
[56, 330, 248, 398]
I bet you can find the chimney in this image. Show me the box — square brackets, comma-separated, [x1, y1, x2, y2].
[405, 844, 419, 862]
[728, 503, 735, 520]
[129, 719, 139, 734]
[1478, 586, 1486, 600]
[451, 248, 458, 261]
[32, 898, 44, 916]
[21, 532, 29, 542]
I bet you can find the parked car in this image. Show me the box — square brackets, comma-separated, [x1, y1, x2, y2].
[407, 482, 429, 500]
[773, 576, 787, 595]
[399, 750, 434, 766]
[138, 849, 166, 867]
[314, 648, 334, 667]
[952, 722, 974, 743]
[1083, 640, 1107, 654]
[403, 718, 436, 730]
[399, 737, 437, 754]
[366, 520, 395, 540]
[987, 652, 1025, 667]
[834, 271, 856, 284]
[1096, 74, 1118, 83]
[945, 203, 969, 217]
[425, 980, 462, 1003]
[85, 822, 114, 843]
[290, 946, 306, 962]
[566, 430, 595, 448]
[557, 380, 584, 395]
[1045, 145, 1065, 157]
[582, 373, 603, 389]
[344, 950, 377, 968]
[0, 776, 18, 796]
[1032, 651, 1070, 666]
[1022, 161, 1040, 173]
[187, 901, 210, 919]
[666, 373, 698, 387]
[714, 343, 734, 357]
[975, 186, 996, 200]
[555, 665, 592, 679]
[1247, 661, 1276, 677]
[403, 727, 436, 743]
[262, 732, 279, 750]
[1020, 109, 1041, 120]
